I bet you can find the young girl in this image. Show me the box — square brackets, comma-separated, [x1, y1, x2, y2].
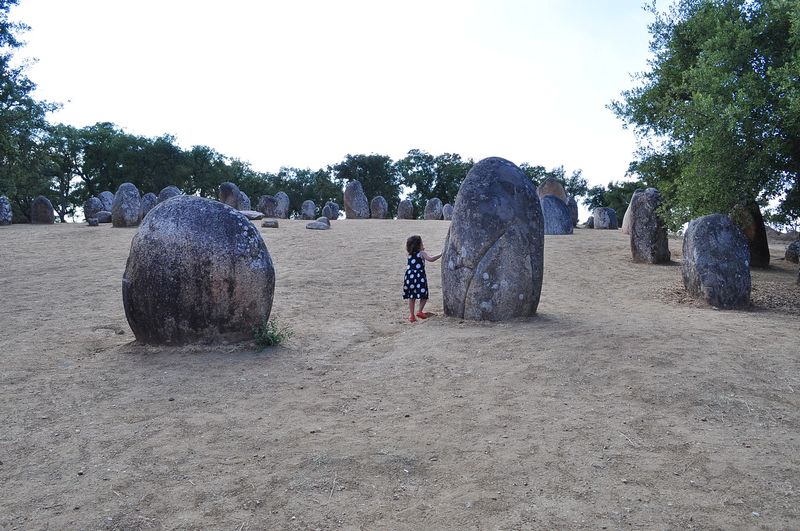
[403, 235, 442, 322]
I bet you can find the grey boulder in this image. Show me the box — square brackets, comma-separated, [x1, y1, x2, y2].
[785, 240, 800, 263]
[238, 191, 251, 211]
[96, 211, 112, 223]
[567, 197, 579, 227]
[87, 218, 99, 227]
[83, 196, 104, 221]
[0, 195, 11, 225]
[541, 195, 574, 235]
[31, 195, 55, 224]
[240, 210, 264, 220]
[322, 201, 340, 220]
[586, 216, 594, 229]
[537, 178, 568, 204]
[140, 192, 158, 219]
[344, 180, 370, 219]
[442, 157, 544, 321]
[629, 188, 670, 264]
[397, 199, 414, 219]
[218, 182, 241, 208]
[593, 207, 618, 229]
[300, 200, 316, 220]
[443, 203, 454, 220]
[681, 214, 750, 309]
[157, 186, 182, 203]
[261, 219, 279, 229]
[424, 198, 443, 220]
[112, 183, 142, 227]
[370, 196, 388, 219]
[729, 199, 770, 268]
[306, 216, 331, 230]
[98, 191, 114, 212]
[122, 196, 275, 344]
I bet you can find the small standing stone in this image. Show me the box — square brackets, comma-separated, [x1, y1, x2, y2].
[397, 199, 414, 219]
[586, 216, 594, 229]
[96, 211, 112, 223]
[424, 198, 443, 220]
[593, 207, 618, 229]
[87, 218, 99, 227]
[218, 182, 241, 208]
[238, 191, 251, 211]
[785, 240, 800, 264]
[140, 193, 158, 219]
[541, 195, 573, 235]
[83, 196, 104, 222]
[112, 183, 142, 227]
[370, 196, 388, 219]
[306, 216, 330, 230]
[443, 203, 454, 220]
[567, 196, 579, 227]
[0, 195, 11, 225]
[300, 200, 316, 220]
[98, 191, 114, 212]
[157, 186, 182, 203]
[30, 196, 55, 224]
[322, 201, 340, 220]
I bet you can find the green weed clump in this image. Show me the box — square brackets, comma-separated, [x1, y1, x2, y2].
[253, 318, 293, 348]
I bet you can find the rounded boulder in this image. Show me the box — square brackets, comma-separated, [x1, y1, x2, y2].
[681, 214, 750, 309]
[83, 196, 104, 221]
[140, 192, 158, 219]
[344, 180, 370, 219]
[322, 201, 339, 220]
[0, 195, 11, 225]
[397, 199, 414, 219]
[122, 196, 275, 344]
[593, 207, 618, 229]
[158, 185, 182, 203]
[442, 157, 544, 321]
[785, 240, 800, 264]
[112, 183, 142, 227]
[31, 195, 55, 224]
[218, 182, 241, 208]
[370, 196, 388, 219]
[442, 203, 454, 220]
[424, 198, 443, 220]
[98, 191, 114, 212]
[300, 200, 316, 220]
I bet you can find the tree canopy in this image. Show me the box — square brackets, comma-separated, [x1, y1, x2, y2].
[612, 0, 800, 228]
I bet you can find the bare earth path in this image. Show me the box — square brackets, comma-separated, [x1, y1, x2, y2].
[1, 220, 798, 530]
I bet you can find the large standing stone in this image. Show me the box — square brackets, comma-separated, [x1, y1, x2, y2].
[98, 191, 114, 212]
[344, 180, 370, 219]
[238, 191, 251, 211]
[158, 185, 182, 203]
[397, 199, 414, 219]
[83, 196, 104, 221]
[30, 195, 55, 224]
[541, 195, 574, 235]
[537, 178, 568, 204]
[424, 198, 443, 220]
[112, 183, 142, 227]
[442, 157, 544, 321]
[567, 196, 579, 227]
[629, 188, 670, 264]
[593, 207, 618, 229]
[275, 192, 290, 219]
[140, 193, 158, 219]
[681, 214, 751, 309]
[322, 201, 340, 220]
[370, 196, 388, 219]
[300, 200, 316, 220]
[0, 195, 11, 225]
[621, 189, 643, 235]
[729, 199, 770, 268]
[257, 195, 279, 217]
[218, 182, 241, 208]
[122, 196, 275, 344]
[785, 240, 800, 264]
[442, 203, 454, 220]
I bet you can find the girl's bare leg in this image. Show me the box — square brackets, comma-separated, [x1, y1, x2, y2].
[408, 299, 416, 321]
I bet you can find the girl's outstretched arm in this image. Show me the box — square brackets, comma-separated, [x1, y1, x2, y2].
[421, 250, 442, 262]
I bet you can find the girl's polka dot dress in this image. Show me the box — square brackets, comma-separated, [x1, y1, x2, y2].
[403, 252, 428, 300]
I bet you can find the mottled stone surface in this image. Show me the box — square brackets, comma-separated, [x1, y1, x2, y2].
[370, 196, 388, 219]
[322, 201, 340, 220]
[567, 196, 579, 227]
[586, 216, 594, 229]
[306, 216, 331, 230]
[31, 195, 55, 224]
[681, 214, 751, 309]
[87, 217, 99, 227]
[397, 199, 414, 219]
[729, 199, 770, 268]
[541, 195, 574, 235]
[274, 192, 290, 219]
[629, 188, 670, 264]
[261, 219, 279, 229]
[424, 198, 443, 220]
[238, 191, 251, 211]
[785, 240, 800, 264]
[593, 207, 618, 230]
[0, 195, 11, 225]
[112, 183, 142, 228]
[621, 189, 643, 235]
[218, 182, 241, 208]
[122, 196, 275, 344]
[140, 193, 158, 219]
[300, 200, 316, 220]
[442, 157, 544, 321]
[240, 210, 264, 220]
[443, 203, 454, 220]
[157, 186, 182, 203]
[98, 191, 114, 212]
[96, 211, 112, 223]
[257, 195, 279, 218]
[83, 196, 104, 221]
[537, 178, 568, 204]
[344, 180, 370, 219]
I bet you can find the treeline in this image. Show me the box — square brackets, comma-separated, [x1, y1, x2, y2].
[1, 121, 590, 221]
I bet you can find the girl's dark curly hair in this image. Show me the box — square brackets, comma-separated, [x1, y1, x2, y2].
[406, 235, 422, 255]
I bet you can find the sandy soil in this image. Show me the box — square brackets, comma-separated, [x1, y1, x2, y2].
[1, 220, 798, 530]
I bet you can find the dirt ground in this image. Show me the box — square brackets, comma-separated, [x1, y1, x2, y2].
[1, 219, 798, 530]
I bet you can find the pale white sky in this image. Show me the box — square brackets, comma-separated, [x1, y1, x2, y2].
[12, 0, 660, 187]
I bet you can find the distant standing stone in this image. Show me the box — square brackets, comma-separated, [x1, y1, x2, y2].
[586, 216, 594, 229]
[322, 201, 339, 220]
[681, 214, 750, 309]
[306, 216, 331, 230]
[83, 196, 104, 221]
[629, 188, 670, 264]
[567, 196, 579, 227]
[218, 182, 241, 208]
[122, 195, 275, 344]
[370, 196, 388, 219]
[442, 203, 454, 220]
[87, 218, 99, 227]
[96, 211, 112, 223]
[784, 240, 800, 264]
[98, 191, 114, 212]
[157, 186, 182, 203]
[239, 210, 264, 220]
[424, 198, 443, 220]
[0, 195, 11, 225]
[261, 219, 279, 229]
[593, 207, 618, 229]
[729, 199, 770, 268]
[257, 195, 279, 217]
[621, 189, 643, 235]
[344, 180, 370, 219]
[397, 199, 414, 219]
[537, 178, 568, 204]
[140, 193, 158, 219]
[30, 195, 55, 224]
[275, 192, 290, 219]
[541, 195, 574, 235]
[300, 200, 316, 220]
[238, 191, 251, 211]
[442, 157, 544, 321]
[112, 183, 142, 227]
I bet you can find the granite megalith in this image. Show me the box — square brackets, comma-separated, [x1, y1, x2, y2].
[140, 193, 158, 219]
[681, 214, 751, 309]
[257, 195, 279, 218]
[112, 183, 142, 227]
[785, 240, 800, 264]
[344, 180, 370, 219]
[157, 185, 182, 203]
[31, 195, 55, 224]
[370, 196, 388, 219]
[442, 203, 454, 220]
[218, 182, 241, 208]
[567, 196, 579, 227]
[122, 196, 275, 344]
[586, 216, 594, 229]
[0, 195, 11, 225]
[300, 200, 316, 220]
[541, 195, 574, 235]
[274, 192, 290, 219]
[322, 201, 340, 220]
[306, 216, 331, 230]
[96, 211, 112, 223]
[537, 178, 568, 204]
[238, 191, 251, 211]
[621, 189, 643, 235]
[98, 191, 114, 212]
[729, 199, 770, 268]
[424, 198, 443, 220]
[442, 157, 544, 321]
[629, 188, 670, 264]
[397, 199, 414, 219]
[593, 207, 618, 229]
[83, 196, 104, 221]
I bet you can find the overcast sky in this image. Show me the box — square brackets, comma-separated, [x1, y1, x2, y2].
[12, 1, 660, 188]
